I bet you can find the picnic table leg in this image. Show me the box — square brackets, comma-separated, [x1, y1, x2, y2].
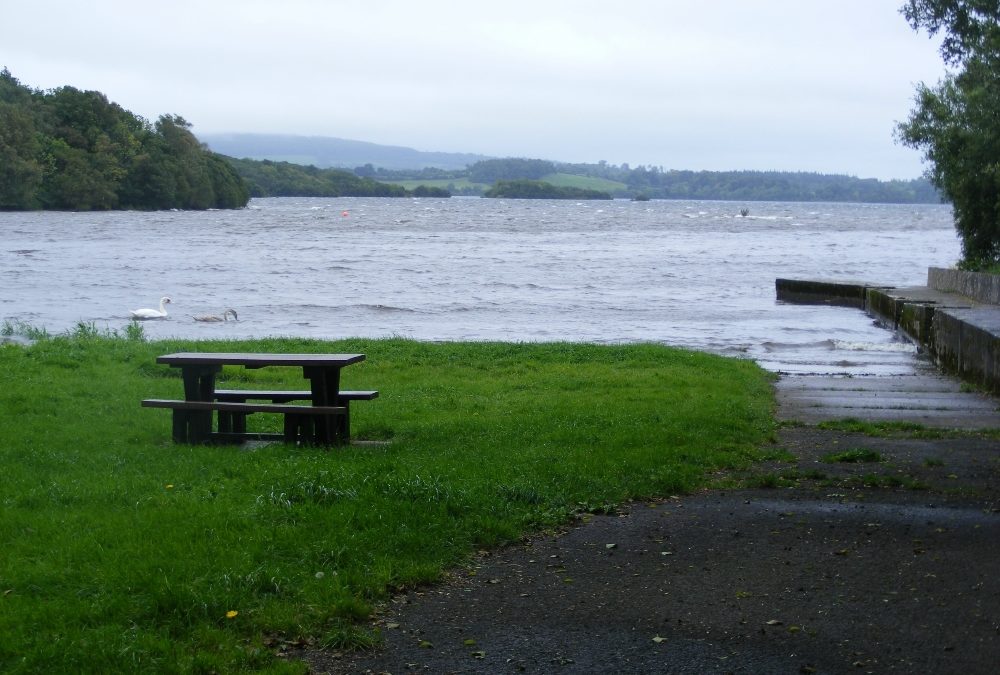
[303, 366, 344, 445]
[216, 394, 248, 435]
[283, 413, 300, 444]
[172, 410, 190, 443]
[180, 364, 221, 444]
[283, 414, 315, 445]
[334, 397, 351, 441]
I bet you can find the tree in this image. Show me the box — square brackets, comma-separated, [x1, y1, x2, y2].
[896, 1, 1000, 268]
[0, 102, 42, 209]
[0, 70, 250, 211]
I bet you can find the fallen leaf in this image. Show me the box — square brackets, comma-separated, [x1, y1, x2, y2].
[766, 619, 783, 626]
[385, 622, 400, 629]
[419, 640, 433, 649]
[606, 543, 617, 549]
[652, 636, 667, 643]
[471, 651, 486, 659]
[463, 639, 477, 646]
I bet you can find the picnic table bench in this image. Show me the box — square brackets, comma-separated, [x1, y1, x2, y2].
[141, 353, 376, 446]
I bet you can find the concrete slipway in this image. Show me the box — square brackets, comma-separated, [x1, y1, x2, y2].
[774, 268, 1000, 429]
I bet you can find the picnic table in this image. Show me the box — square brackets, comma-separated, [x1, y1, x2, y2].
[141, 352, 376, 446]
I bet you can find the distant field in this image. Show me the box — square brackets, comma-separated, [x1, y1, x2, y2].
[387, 178, 488, 191]
[541, 173, 628, 192]
[389, 174, 628, 194]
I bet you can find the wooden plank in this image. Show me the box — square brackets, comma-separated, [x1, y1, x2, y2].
[214, 389, 311, 402]
[339, 390, 379, 400]
[141, 399, 346, 415]
[213, 389, 378, 401]
[156, 353, 365, 368]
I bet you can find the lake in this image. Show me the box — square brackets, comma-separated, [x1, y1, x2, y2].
[0, 197, 959, 374]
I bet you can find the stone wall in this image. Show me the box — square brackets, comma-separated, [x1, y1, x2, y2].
[928, 267, 1000, 304]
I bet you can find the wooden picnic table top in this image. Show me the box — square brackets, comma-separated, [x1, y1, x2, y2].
[156, 352, 366, 368]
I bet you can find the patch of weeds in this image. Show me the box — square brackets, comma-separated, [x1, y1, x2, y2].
[747, 473, 796, 489]
[753, 447, 797, 463]
[124, 320, 146, 342]
[779, 468, 820, 480]
[70, 321, 102, 339]
[822, 448, 883, 464]
[839, 473, 931, 490]
[923, 457, 945, 467]
[819, 418, 928, 436]
[1, 320, 49, 340]
[818, 418, 1000, 441]
[318, 619, 382, 651]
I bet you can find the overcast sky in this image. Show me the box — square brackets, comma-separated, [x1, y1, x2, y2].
[3, 1, 948, 179]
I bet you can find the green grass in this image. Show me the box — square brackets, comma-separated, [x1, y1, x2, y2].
[0, 334, 774, 672]
[817, 418, 1000, 440]
[540, 172, 628, 192]
[386, 174, 628, 195]
[821, 448, 884, 463]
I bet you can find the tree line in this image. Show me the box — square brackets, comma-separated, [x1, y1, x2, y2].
[0, 69, 249, 210]
[226, 157, 448, 199]
[365, 159, 941, 204]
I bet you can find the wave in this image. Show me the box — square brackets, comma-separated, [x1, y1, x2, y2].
[354, 303, 417, 313]
[833, 339, 917, 353]
[760, 339, 918, 354]
[761, 339, 836, 352]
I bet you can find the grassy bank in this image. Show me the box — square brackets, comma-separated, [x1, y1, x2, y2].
[0, 332, 774, 672]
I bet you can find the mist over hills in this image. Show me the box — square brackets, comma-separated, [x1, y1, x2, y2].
[198, 133, 491, 171]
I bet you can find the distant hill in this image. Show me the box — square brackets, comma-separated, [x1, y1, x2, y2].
[200, 132, 943, 204]
[198, 133, 491, 171]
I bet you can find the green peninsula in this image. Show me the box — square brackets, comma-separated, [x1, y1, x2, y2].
[484, 179, 612, 200]
[0, 69, 249, 211]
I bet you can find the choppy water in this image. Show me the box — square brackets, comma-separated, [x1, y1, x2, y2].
[1, 197, 959, 374]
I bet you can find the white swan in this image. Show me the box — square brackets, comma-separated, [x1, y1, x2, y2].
[193, 308, 238, 322]
[130, 296, 171, 319]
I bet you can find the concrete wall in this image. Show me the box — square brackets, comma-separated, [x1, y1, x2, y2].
[775, 279, 873, 308]
[933, 309, 1000, 393]
[928, 267, 1000, 304]
[777, 273, 1000, 394]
